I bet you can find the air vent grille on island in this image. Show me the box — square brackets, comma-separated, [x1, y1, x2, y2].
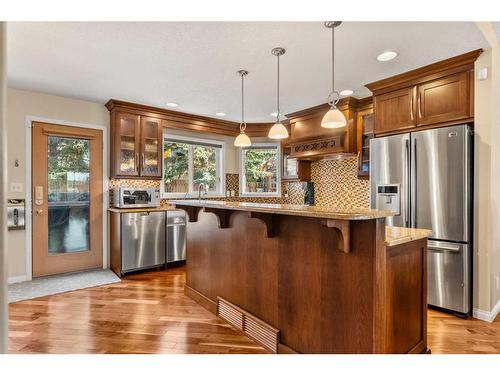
[217, 297, 280, 353]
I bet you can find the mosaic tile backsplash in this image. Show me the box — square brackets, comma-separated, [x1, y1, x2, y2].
[109, 156, 370, 209]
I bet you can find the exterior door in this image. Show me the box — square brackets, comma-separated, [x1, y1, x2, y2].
[32, 122, 103, 277]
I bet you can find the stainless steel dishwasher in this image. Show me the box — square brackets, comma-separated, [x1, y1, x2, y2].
[166, 210, 186, 264]
[121, 211, 166, 273]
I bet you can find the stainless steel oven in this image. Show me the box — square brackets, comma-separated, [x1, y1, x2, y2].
[113, 187, 160, 208]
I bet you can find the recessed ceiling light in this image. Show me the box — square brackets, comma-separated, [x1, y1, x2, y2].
[215, 112, 227, 117]
[166, 102, 178, 108]
[340, 89, 354, 96]
[377, 51, 398, 62]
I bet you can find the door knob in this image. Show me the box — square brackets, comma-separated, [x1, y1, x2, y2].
[36, 209, 44, 215]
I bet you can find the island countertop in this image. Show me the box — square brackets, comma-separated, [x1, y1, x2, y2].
[385, 226, 433, 247]
[168, 199, 394, 221]
[108, 205, 176, 213]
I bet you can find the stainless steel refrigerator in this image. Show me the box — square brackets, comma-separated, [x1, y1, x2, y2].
[370, 124, 473, 316]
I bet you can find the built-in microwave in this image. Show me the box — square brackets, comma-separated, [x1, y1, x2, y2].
[113, 187, 160, 208]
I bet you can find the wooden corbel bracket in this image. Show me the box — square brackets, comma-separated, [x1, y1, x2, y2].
[203, 207, 234, 229]
[321, 219, 351, 253]
[175, 205, 203, 223]
[248, 212, 277, 238]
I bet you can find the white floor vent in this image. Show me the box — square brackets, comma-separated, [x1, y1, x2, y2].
[217, 297, 280, 353]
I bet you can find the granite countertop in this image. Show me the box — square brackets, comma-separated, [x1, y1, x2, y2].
[168, 200, 394, 221]
[108, 205, 176, 213]
[385, 226, 433, 247]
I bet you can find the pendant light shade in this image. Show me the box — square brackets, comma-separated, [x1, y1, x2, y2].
[234, 70, 251, 147]
[234, 132, 252, 147]
[268, 122, 289, 139]
[321, 107, 347, 129]
[321, 21, 347, 129]
[268, 47, 289, 140]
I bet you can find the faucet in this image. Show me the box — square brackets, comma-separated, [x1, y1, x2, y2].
[198, 183, 207, 200]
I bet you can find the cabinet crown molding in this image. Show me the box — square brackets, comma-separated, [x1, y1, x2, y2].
[105, 99, 277, 137]
[365, 49, 483, 95]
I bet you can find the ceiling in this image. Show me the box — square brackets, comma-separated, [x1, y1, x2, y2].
[7, 22, 488, 123]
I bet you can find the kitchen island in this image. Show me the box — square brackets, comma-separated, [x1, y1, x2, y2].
[169, 200, 431, 354]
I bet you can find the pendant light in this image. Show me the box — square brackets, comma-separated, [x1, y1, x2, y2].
[321, 21, 347, 129]
[268, 47, 289, 140]
[234, 70, 252, 147]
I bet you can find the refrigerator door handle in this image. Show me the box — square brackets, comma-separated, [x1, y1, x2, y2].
[405, 138, 410, 227]
[410, 138, 417, 228]
[428, 241, 461, 253]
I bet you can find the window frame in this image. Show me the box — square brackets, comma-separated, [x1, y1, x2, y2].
[161, 133, 225, 199]
[239, 142, 282, 198]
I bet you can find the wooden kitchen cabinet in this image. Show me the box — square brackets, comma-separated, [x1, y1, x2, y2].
[139, 116, 163, 178]
[356, 110, 374, 179]
[281, 144, 311, 181]
[373, 87, 416, 134]
[367, 50, 481, 136]
[112, 112, 141, 177]
[110, 111, 163, 179]
[416, 71, 470, 127]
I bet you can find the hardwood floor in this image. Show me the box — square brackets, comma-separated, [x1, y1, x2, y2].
[8, 267, 500, 354]
[8, 268, 267, 354]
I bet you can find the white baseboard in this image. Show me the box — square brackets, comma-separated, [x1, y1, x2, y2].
[473, 299, 500, 322]
[8, 275, 27, 284]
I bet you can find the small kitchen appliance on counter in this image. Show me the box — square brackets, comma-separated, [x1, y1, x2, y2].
[112, 187, 160, 208]
[303, 182, 315, 205]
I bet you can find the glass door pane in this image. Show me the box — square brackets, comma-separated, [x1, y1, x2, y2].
[141, 118, 160, 176]
[118, 116, 138, 174]
[47, 136, 90, 254]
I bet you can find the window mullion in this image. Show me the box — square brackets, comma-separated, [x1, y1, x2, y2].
[188, 145, 194, 194]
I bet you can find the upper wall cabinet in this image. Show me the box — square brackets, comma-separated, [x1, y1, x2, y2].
[355, 98, 374, 179]
[366, 49, 482, 136]
[139, 117, 163, 177]
[110, 112, 162, 179]
[112, 112, 141, 177]
[416, 71, 469, 127]
[373, 86, 416, 134]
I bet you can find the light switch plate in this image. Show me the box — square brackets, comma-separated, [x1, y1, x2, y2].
[10, 182, 23, 193]
[477, 67, 488, 81]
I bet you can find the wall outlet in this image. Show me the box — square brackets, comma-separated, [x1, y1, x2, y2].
[10, 182, 23, 193]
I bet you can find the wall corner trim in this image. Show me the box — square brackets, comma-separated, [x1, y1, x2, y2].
[8, 275, 27, 284]
[473, 299, 500, 322]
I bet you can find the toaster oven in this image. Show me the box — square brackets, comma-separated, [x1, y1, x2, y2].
[113, 187, 160, 208]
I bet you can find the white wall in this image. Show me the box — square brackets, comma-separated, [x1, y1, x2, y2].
[473, 22, 500, 319]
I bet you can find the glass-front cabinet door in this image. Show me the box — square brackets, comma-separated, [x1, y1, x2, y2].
[113, 112, 140, 177]
[140, 117, 162, 177]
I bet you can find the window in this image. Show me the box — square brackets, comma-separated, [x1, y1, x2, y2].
[162, 134, 224, 197]
[240, 143, 281, 197]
